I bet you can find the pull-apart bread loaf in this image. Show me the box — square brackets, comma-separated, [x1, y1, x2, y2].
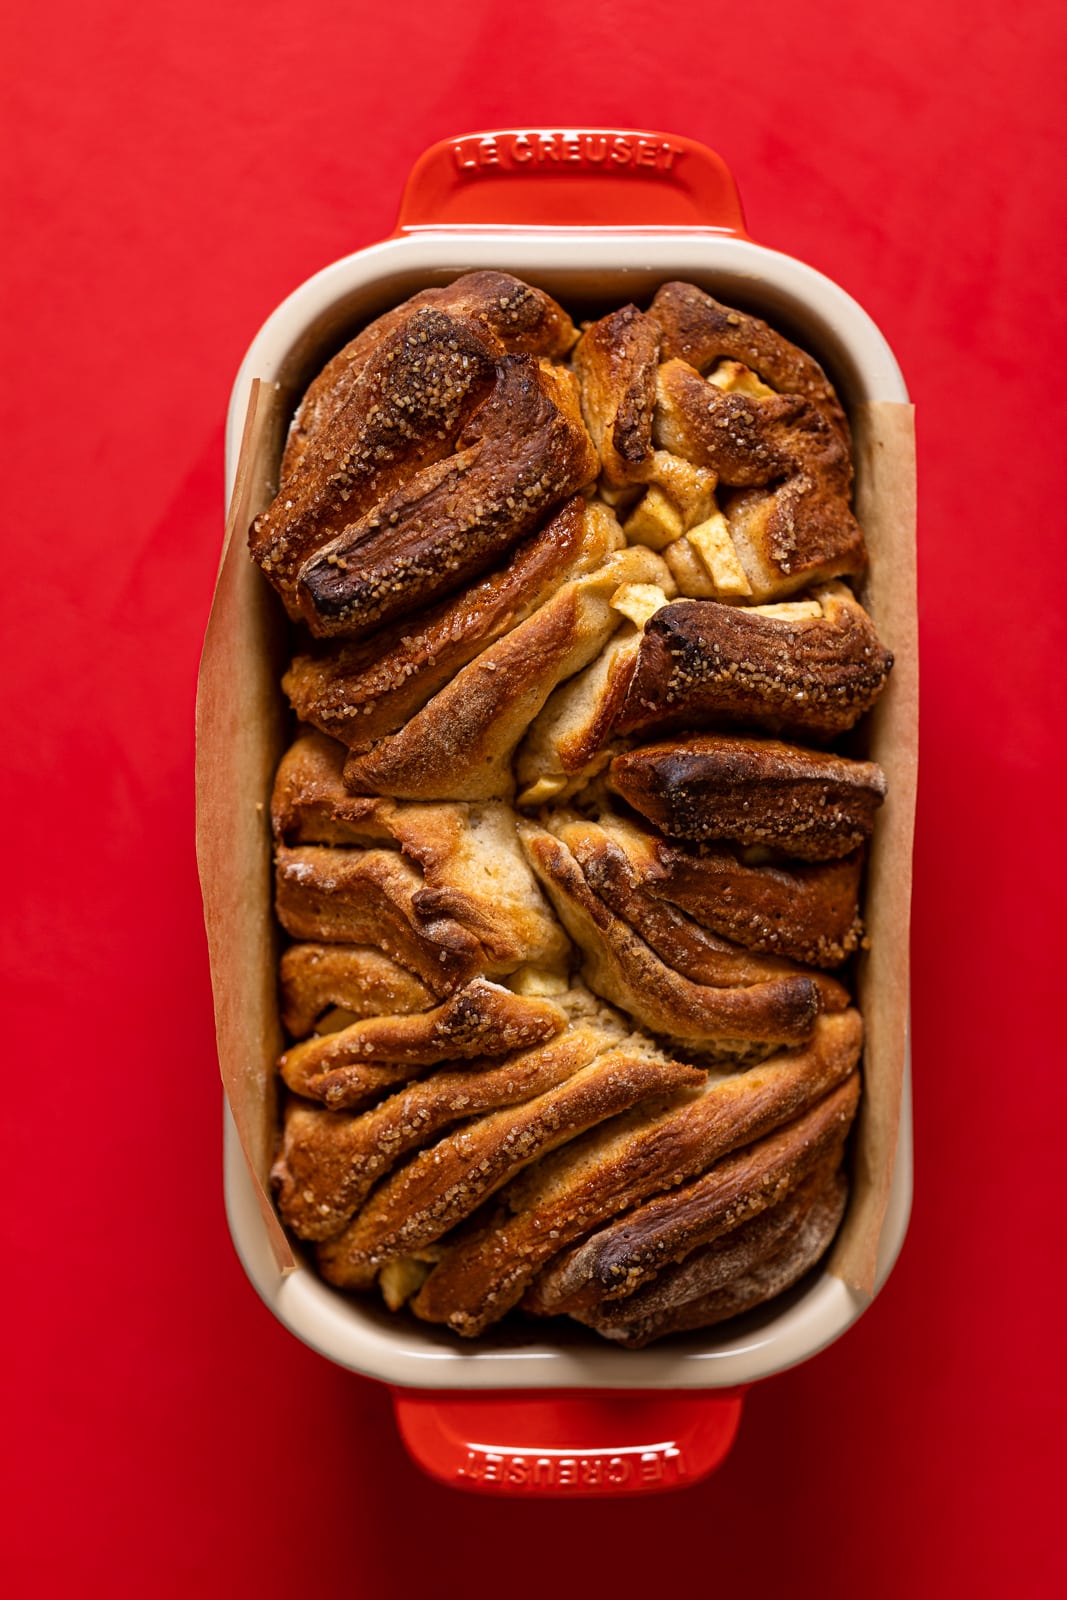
[249, 272, 893, 1343]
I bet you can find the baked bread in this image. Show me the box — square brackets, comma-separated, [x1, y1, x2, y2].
[318, 1044, 705, 1291]
[546, 811, 852, 1005]
[280, 271, 579, 479]
[246, 274, 894, 1346]
[281, 497, 623, 752]
[409, 1010, 862, 1335]
[612, 582, 893, 744]
[609, 736, 887, 860]
[512, 580, 890, 801]
[340, 544, 671, 801]
[278, 978, 568, 1110]
[518, 819, 828, 1056]
[279, 944, 434, 1037]
[273, 1001, 634, 1239]
[564, 1153, 850, 1346]
[273, 731, 568, 977]
[572, 283, 864, 602]
[250, 279, 597, 636]
[566, 808, 866, 967]
[524, 1071, 859, 1317]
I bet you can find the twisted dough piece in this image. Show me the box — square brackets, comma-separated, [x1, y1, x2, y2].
[272, 1011, 631, 1240]
[281, 271, 579, 477]
[339, 543, 669, 801]
[519, 820, 826, 1056]
[410, 1009, 862, 1335]
[651, 281, 848, 435]
[250, 276, 597, 637]
[318, 1046, 704, 1290]
[281, 497, 622, 754]
[513, 581, 892, 800]
[279, 943, 434, 1037]
[609, 736, 887, 861]
[614, 582, 894, 744]
[275, 844, 486, 993]
[573, 283, 865, 602]
[559, 1153, 850, 1346]
[277, 978, 567, 1111]
[567, 809, 865, 968]
[525, 1073, 858, 1318]
[272, 731, 569, 979]
[551, 812, 852, 1004]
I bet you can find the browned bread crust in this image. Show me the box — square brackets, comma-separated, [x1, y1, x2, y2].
[573, 1157, 849, 1346]
[278, 978, 566, 1110]
[252, 306, 598, 639]
[251, 276, 893, 1346]
[570, 283, 870, 606]
[273, 739, 569, 974]
[552, 813, 851, 1009]
[273, 1012, 630, 1240]
[272, 730, 397, 846]
[573, 305, 660, 486]
[279, 943, 434, 1037]
[526, 1072, 859, 1316]
[615, 582, 893, 743]
[609, 736, 886, 860]
[253, 307, 497, 611]
[275, 843, 488, 992]
[651, 358, 864, 601]
[281, 498, 620, 752]
[339, 549, 659, 801]
[649, 281, 848, 438]
[584, 810, 864, 967]
[514, 628, 644, 805]
[520, 821, 823, 1054]
[410, 1008, 862, 1334]
[282, 271, 578, 479]
[318, 1047, 705, 1290]
[297, 355, 598, 639]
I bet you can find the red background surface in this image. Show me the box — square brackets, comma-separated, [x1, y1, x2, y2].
[4, 0, 1066, 1594]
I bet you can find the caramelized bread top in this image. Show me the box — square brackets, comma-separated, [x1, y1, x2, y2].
[246, 273, 896, 1345]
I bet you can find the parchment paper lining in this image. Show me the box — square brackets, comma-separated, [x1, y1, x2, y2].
[195, 380, 917, 1298]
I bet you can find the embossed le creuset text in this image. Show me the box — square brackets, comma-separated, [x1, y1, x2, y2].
[456, 1443, 687, 1489]
[452, 131, 683, 173]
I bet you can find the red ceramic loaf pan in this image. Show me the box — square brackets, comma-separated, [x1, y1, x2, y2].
[204, 129, 915, 1497]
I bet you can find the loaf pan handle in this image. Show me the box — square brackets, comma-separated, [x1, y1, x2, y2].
[390, 1386, 745, 1496]
[394, 128, 748, 235]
